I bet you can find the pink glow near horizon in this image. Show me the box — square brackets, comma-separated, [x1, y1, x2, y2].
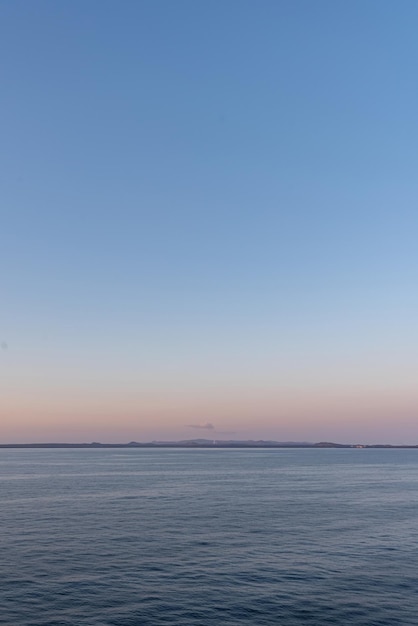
[2, 381, 418, 444]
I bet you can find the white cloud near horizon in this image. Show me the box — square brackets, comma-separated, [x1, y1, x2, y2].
[185, 422, 215, 430]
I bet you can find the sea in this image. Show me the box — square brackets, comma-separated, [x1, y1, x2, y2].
[1, 448, 417, 625]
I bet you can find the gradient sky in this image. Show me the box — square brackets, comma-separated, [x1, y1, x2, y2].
[2, 0, 418, 444]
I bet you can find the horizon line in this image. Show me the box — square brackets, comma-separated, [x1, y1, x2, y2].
[1, 440, 417, 449]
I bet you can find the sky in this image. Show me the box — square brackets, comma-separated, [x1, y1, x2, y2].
[1, 0, 418, 444]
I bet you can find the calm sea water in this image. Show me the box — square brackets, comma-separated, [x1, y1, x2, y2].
[1, 448, 418, 625]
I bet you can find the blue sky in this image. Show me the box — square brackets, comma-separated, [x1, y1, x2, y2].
[2, 1, 418, 443]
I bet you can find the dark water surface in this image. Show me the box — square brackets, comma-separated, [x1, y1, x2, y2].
[1, 448, 418, 625]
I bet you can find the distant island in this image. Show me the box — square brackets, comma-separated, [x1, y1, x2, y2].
[0, 439, 417, 449]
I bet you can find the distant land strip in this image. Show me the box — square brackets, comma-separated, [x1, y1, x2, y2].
[0, 441, 418, 449]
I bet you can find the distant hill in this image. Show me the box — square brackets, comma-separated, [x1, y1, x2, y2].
[1, 439, 318, 448]
[0, 439, 351, 448]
